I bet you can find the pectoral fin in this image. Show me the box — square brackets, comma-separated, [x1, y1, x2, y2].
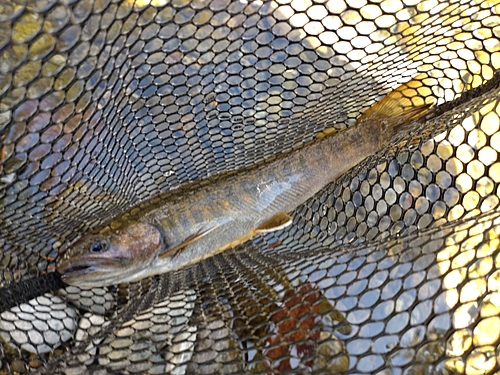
[159, 225, 219, 259]
[255, 212, 292, 234]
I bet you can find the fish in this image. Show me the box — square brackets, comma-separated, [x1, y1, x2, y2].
[56, 78, 432, 288]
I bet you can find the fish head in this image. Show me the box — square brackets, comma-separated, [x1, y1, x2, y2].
[56, 222, 164, 288]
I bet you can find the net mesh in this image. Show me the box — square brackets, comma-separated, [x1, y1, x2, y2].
[1, 0, 500, 373]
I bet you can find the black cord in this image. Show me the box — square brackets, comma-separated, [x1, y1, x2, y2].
[0, 272, 65, 313]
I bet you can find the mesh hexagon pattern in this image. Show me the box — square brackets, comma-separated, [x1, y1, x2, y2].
[1, 0, 500, 374]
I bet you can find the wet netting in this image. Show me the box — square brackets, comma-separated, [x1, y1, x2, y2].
[1, 0, 500, 374]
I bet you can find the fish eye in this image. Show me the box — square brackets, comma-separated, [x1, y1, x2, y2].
[89, 239, 109, 253]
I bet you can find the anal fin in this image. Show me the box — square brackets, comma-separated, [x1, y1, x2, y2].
[255, 212, 293, 234]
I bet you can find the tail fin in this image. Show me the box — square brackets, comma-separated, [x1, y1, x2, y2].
[355, 75, 434, 133]
[317, 75, 434, 140]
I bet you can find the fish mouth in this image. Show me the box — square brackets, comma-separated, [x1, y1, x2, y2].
[57, 258, 125, 277]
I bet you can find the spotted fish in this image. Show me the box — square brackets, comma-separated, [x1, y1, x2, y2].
[57, 79, 432, 288]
